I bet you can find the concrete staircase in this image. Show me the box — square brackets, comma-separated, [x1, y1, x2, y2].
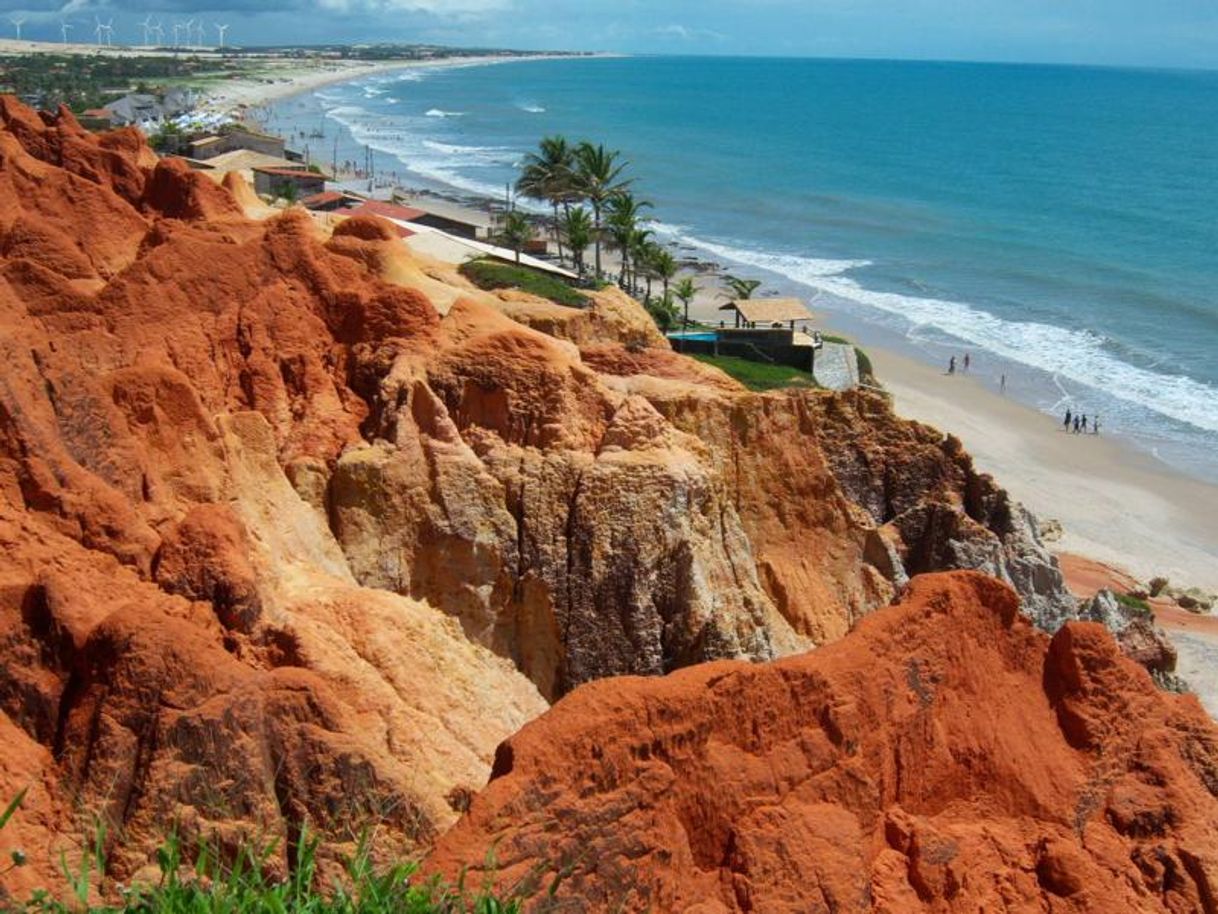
[813, 342, 860, 391]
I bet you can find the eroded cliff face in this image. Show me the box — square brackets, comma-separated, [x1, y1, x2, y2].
[0, 97, 1105, 897]
[426, 572, 1218, 913]
[0, 101, 546, 895]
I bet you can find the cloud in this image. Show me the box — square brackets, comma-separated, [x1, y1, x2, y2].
[654, 22, 725, 42]
[314, 0, 509, 12]
[0, 0, 510, 13]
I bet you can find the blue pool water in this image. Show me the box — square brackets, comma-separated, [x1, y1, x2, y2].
[266, 56, 1218, 482]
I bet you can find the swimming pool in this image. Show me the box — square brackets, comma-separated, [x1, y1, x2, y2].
[667, 331, 718, 342]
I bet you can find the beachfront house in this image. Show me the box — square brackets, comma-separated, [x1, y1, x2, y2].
[78, 108, 116, 131]
[302, 190, 361, 213]
[720, 297, 816, 331]
[103, 94, 161, 127]
[252, 166, 328, 200]
[666, 297, 823, 372]
[338, 200, 422, 237]
[336, 198, 575, 278]
[101, 90, 197, 129]
[189, 129, 287, 161]
[390, 196, 493, 241]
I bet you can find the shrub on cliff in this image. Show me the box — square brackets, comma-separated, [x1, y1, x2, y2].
[2, 813, 530, 914]
[644, 291, 680, 332]
[459, 258, 587, 308]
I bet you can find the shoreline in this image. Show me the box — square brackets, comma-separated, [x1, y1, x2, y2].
[870, 346, 1218, 592]
[199, 53, 608, 120]
[254, 61, 1218, 599]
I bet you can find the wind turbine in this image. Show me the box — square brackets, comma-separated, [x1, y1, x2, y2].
[195, 19, 205, 46]
[152, 19, 164, 46]
[104, 18, 113, 47]
[172, 21, 181, 48]
[215, 22, 228, 49]
[9, 16, 25, 41]
[60, 20, 72, 45]
[183, 18, 195, 48]
[94, 16, 104, 47]
[139, 15, 152, 46]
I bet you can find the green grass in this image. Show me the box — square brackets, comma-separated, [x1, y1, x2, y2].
[459, 259, 587, 309]
[1, 792, 547, 914]
[1117, 592, 1153, 616]
[691, 354, 820, 392]
[4, 831, 537, 913]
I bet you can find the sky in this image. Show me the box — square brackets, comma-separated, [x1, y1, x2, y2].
[2, 0, 1217, 70]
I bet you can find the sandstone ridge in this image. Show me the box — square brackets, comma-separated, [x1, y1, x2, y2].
[0, 98, 1147, 901]
[428, 572, 1218, 913]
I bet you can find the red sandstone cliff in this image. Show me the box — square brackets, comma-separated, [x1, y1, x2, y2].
[427, 572, 1218, 912]
[0, 98, 1194, 906]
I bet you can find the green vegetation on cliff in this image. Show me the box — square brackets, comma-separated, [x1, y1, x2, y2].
[1, 795, 536, 914]
[691, 353, 820, 392]
[459, 258, 587, 308]
[4, 831, 529, 913]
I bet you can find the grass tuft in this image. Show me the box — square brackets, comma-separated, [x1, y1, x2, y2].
[692, 354, 820, 392]
[2, 819, 531, 914]
[1116, 592, 1152, 616]
[459, 258, 588, 309]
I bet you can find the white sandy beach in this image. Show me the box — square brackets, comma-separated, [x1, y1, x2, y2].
[872, 347, 1218, 592]
[200, 53, 591, 119]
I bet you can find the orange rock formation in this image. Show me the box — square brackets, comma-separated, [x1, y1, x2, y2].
[428, 572, 1218, 912]
[0, 98, 1201, 908]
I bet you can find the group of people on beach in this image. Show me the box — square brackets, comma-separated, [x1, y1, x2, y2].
[946, 353, 971, 375]
[945, 354, 1100, 434]
[1063, 408, 1100, 435]
[946, 352, 1007, 394]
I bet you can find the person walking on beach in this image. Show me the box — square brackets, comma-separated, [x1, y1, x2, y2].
[1000, 374, 1006, 395]
[1093, 414, 1100, 435]
[1063, 408, 1072, 430]
[963, 353, 971, 373]
[948, 356, 956, 375]
[1073, 416, 1080, 434]
[1081, 415, 1088, 433]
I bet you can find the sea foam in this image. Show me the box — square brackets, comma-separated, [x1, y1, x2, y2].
[325, 106, 518, 201]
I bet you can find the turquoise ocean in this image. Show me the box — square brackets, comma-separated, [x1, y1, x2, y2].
[266, 57, 1218, 483]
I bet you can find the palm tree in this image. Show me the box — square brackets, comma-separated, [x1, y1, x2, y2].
[560, 206, 594, 278]
[605, 192, 650, 288]
[650, 247, 678, 301]
[573, 142, 631, 281]
[673, 276, 698, 328]
[633, 236, 661, 301]
[516, 135, 575, 264]
[723, 275, 762, 300]
[499, 210, 534, 264]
